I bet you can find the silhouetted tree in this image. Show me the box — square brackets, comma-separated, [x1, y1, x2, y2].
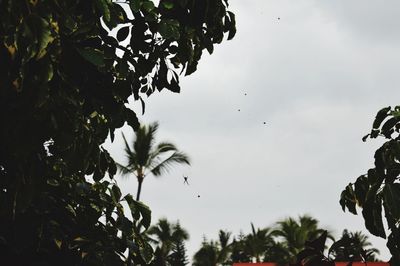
[272, 215, 333, 263]
[117, 122, 190, 200]
[329, 230, 379, 262]
[148, 219, 189, 266]
[0, 0, 235, 264]
[340, 106, 400, 265]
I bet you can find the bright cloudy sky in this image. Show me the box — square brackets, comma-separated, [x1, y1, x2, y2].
[105, 0, 400, 261]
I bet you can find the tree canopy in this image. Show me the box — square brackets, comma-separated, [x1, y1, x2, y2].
[0, 0, 236, 264]
[340, 106, 400, 265]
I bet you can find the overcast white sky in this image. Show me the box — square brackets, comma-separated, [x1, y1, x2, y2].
[105, 0, 400, 261]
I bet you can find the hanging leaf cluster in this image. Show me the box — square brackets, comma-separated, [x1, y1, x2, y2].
[340, 106, 400, 265]
[0, 0, 235, 264]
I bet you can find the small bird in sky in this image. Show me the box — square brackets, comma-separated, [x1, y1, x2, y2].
[244, 93, 247, 96]
[278, 17, 281, 20]
[183, 175, 189, 185]
[263, 122, 266, 125]
[197, 195, 200, 198]
[238, 109, 241, 112]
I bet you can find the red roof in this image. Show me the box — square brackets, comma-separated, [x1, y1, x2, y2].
[233, 263, 388, 266]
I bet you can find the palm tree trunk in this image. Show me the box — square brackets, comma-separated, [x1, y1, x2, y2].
[136, 175, 143, 201]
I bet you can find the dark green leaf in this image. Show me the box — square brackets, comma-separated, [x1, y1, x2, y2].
[354, 175, 369, 207]
[227, 11, 236, 40]
[383, 184, 400, 220]
[373, 106, 391, 129]
[117, 26, 130, 42]
[95, 0, 111, 22]
[362, 195, 386, 238]
[76, 47, 105, 66]
[142, 1, 155, 12]
[162, 1, 174, 9]
[130, 0, 142, 12]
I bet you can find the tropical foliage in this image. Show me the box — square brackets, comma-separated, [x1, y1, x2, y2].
[329, 230, 379, 262]
[116, 122, 190, 201]
[148, 218, 189, 266]
[294, 229, 381, 266]
[193, 215, 339, 266]
[340, 106, 400, 265]
[0, 0, 235, 264]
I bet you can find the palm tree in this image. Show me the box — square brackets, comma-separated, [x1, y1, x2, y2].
[116, 122, 190, 201]
[329, 229, 380, 262]
[243, 223, 275, 262]
[272, 215, 333, 264]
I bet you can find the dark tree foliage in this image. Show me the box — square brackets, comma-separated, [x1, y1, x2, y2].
[0, 0, 235, 265]
[340, 106, 400, 265]
[293, 230, 381, 266]
[329, 230, 379, 262]
[229, 238, 252, 264]
[168, 237, 188, 266]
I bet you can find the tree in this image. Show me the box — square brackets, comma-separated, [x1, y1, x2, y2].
[340, 106, 400, 265]
[0, 0, 236, 264]
[193, 238, 220, 266]
[148, 218, 189, 266]
[329, 230, 379, 262]
[243, 223, 275, 263]
[116, 122, 190, 201]
[272, 215, 333, 264]
[192, 231, 233, 266]
[229, 234, 252, 264]
[168, 222, 190, 266]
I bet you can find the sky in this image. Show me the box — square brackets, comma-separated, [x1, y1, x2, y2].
[104, 0, 400, 261]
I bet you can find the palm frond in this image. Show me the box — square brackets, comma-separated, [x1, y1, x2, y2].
[134, 122, 159, 167]
[121, 132, 132, 155]
[148, 142, 178, 165]
[154, 142, 178, 153]
[115, 161, 135, 178]
[150, 151, 190, 176]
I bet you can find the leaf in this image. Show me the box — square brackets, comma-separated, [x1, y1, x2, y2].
[227, 11, 236, 40]
[142, 1, 155, 12]
[139, 97, 145, 115]
[354, 175, 369, 207]
[158, 20, 180, 40]
[362, 194, 386, 238]
[95, 0, 111, 22]
[125, 108, 139, 131]
[47, 179, 59, 187]
[76, 47, 104, 66]
[162, 1, 174, 9]
[372, 106, 391, 129]
[130, 0, 142, 12]
[339, 184, 357, 214]
[383, 183, 400, 220]
[111, 185, 122, 202]
[34, 16, 54, 59]
[54, 239, 62, 249]
[124, 195, 152, 229]
[305, 231, 327, 253]
[117, 26, 130, 42]
[381, 116, 400, 138]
